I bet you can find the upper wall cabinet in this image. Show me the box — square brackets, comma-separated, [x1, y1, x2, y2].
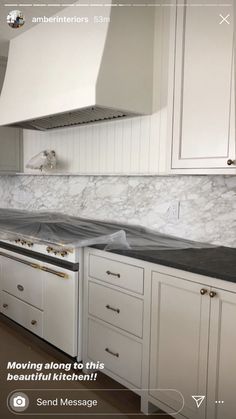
[170, 0, 235, 174]
[0, 57, 22, 173]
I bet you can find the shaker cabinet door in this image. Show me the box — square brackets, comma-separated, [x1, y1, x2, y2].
[149, 272, 210, 419]
[171, 0, 235, 171]
[207, 288, 236, 419]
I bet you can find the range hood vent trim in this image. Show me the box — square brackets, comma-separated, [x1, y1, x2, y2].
[8, 106, 138, 131]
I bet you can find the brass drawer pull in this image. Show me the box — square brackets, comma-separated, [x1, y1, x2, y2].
[106, 304, 120, 314]
[31, 320, 37, 325]
[106, 270, 120, 278]
[17, 284, 24, 292]
[200, 288, 208, 295]
[227, 159, 235, 166]
[41, 266, 68, 279]
[209, 291, 217, 298]
[105, 348, 119, 358]
[3, 303, 8, 308]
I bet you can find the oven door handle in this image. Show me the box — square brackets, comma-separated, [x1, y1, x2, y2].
[0, 251, 41, 269]
[0, 251, 69, 278]
[41, 266, 69, 279]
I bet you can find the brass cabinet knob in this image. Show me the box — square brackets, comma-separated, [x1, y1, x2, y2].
[200, 289, 208, 295]
[31, 320, 37, 325]
[3, 303, 8, 308]
[17, 284, 24, 292]
[209, 291, 217, 298]
[227, 159, 235, 166]
[60, 251, 68, 257]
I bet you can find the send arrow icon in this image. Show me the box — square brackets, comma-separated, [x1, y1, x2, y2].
[192, 395, 205, 408]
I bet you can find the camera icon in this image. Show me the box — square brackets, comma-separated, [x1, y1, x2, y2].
[13, 395, 26, 408]
[9, 392, 29, 412]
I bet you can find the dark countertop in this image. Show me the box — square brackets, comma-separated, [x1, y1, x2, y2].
[94, 246, 236, 284]
[0, 208, 235, 284]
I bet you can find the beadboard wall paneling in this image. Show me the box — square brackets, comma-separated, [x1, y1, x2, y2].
[23, 113, 163, 175]
[23, 5, 170, 175]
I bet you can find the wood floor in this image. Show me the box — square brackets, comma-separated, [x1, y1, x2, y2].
[0, 314, 170, 419]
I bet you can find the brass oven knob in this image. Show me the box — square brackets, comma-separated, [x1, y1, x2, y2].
[46, 247, 53, 253]
[227, 159, 235, 166]
[200, 289, 208, 295]
[61, 251, 68, 257]
[209, 291, 217, 298]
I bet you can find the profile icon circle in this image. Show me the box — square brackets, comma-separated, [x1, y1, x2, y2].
[7, 10, 25, 29]
[8, 391, 29, 412]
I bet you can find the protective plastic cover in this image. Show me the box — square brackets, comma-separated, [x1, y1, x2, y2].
[0, 208, 215, 251]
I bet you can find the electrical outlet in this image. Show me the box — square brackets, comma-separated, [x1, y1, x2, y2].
[167, 201, 180, 221]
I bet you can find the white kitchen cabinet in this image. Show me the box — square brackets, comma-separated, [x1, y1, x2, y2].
[207, 288, 236, 419]
[83, 247, 146, 394]
[148, 269, 236, 419]
[0, 57, 22, 173]
[170, 0, 235, 173]
[149, 271, 210, 419]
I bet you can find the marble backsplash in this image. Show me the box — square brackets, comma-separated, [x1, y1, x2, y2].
[0, 175, 235, 247]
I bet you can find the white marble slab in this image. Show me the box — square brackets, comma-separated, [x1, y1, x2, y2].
[0, 175, 235, 247]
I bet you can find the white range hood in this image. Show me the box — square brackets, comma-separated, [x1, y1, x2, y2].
[0, 0, 155, 131]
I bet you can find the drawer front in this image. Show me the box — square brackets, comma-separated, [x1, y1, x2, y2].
[1, 255, 43, 309]
[88, 319, 142, 388]
[89, 254, 144, 294]
[1, 291, 43, 337]
[88, 282, 143, 337]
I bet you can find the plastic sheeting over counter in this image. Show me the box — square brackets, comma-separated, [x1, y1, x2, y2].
[0, 208, 216, 251]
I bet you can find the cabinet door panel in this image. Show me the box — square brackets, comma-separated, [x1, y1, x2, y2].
[207, 289, 236, 419]
[149, 272, 210, 419]
[171, 0, 235, 169]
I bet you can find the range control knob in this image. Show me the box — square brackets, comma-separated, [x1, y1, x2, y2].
[46, 247, 53, 253]
[60, 251, 68, 257]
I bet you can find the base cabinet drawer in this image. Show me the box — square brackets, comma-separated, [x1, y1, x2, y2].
[89, 254, 144, 294]
[1, 291, 43, 337]
[88, 281, 143, 337]
[87, 318, 142, 388]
